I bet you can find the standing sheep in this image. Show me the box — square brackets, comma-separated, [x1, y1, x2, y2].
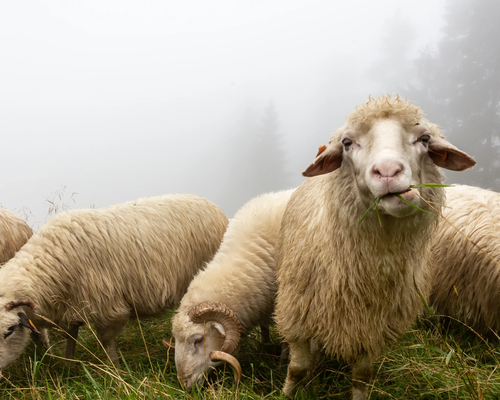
[0, 194, 227, 374]
[430, 184, 500, 334]
[0, 207, 33, 264]
[170, 189, 294, 390]
[274, 95, 476, 399]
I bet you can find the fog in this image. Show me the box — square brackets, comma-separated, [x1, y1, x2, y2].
[1, 0, 497, 228]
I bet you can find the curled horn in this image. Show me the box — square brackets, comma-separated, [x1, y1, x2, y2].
[188, 302, 242, 354]
[5, 300, 37, 311]
[209, 350, 242, 385]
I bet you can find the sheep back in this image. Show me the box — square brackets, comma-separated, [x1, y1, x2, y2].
[430, 185, 500, 333]
[173, 189, 294, 335]
[0, 194, 227, 327]
[0, 207, 33, 264]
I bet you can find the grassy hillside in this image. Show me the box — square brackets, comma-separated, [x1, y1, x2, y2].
[2, 311, 500, 399]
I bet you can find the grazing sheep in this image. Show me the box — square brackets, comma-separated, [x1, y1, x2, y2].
[170, 189, 294, 390]
[0, 194, 227, 374]
[0, 209, 50, 358]
[274, 95, 476, 399]
[0, 207, 33, 264]
[430, 184, 500, 334]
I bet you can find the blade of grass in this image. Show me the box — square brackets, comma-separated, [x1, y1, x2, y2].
[360, 196, 381, 224]
[395, 194, 431, 214]
[374, 198, 382, 228]
[410, 183, 454, 188]
[82, 364, 102, 393]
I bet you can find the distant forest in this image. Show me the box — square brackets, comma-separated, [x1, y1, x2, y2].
[374, 0, 500, 190]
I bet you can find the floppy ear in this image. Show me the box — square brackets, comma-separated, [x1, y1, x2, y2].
[302, 142, 344, 177]
[428, 136, 476, 171]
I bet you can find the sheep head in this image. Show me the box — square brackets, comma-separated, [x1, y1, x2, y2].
[303, 95, 476, 219]
[170, 302, 242, 391]
[0, 298, 40, 376]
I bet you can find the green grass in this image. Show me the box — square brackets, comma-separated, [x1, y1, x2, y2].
[2, 311, 500, 399]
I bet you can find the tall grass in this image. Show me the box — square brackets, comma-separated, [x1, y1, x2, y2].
[2, 311, 500, 399]
[3, 187, 500, 398]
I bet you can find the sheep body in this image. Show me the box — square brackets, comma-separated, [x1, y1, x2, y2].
[0, 207, 32, 263]
[430, 184, 500, 334]
[172, 189, 294, 390]
[274, 95, 475, 399]
[0, 194, 227, 371]
[276, 177, 437, 360]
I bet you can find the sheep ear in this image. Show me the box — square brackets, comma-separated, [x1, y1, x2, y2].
[211, 322, 226, 338]
[428, 137, 476, 171]
[302, 142, 343, 177]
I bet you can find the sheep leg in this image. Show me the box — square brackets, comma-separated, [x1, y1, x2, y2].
[351, 353, 372, 400]
[96, 320, 128, 365]
[279, 342, 290, 365]
[282, 340, 312, 397]
[33, 328, 52, 354]
[64, 323, 81, 359]
[260, 324, 270, 344]
[310, 339, 321, 366]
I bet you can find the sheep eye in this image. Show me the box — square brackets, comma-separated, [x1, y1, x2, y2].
[342, 138, 353, 151]
[415, 123, 420, 126]
[4, 326, 15, 339]
[420, 134, 430, 145]
[194, 337, 204, 345]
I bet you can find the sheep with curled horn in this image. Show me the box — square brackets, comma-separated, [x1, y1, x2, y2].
[169, 189, 294, 390]
[274, 95, 476, 399]
[0, 194, 227, 375]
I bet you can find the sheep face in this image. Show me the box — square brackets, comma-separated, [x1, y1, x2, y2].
[173, 319, 226, 391]
[303, 116, 475, 218]
[0, 299, 37, 376]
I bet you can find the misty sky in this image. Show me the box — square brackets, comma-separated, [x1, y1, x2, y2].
[1, 1, 447, 227]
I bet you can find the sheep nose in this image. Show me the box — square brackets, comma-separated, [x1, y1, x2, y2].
[371, 160, 404, 180]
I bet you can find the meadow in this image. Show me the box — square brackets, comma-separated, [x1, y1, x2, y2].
[2, 188, 500, 399]
[2, 310, 500, 400]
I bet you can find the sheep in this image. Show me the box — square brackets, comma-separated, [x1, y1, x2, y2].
[430, 184, 500, 334]
[170, 189, 294, 391]
[0, 209, 51, 358]
[0, 207, 33, 264]
[0, 194, 227, 375]
[274, 95, 476, 399]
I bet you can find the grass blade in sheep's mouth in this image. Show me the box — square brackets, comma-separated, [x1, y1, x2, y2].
[360, 184, 454, 226]
[359, 196, 382, 226]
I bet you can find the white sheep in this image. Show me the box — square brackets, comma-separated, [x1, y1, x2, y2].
[170, 189, 294, 390]
[0, 194, 227, 374]
[274, 95, 476, 399]
[430, 184, 500, 334]
[0, 207, 33, 264]
[0, 209, 51, 357]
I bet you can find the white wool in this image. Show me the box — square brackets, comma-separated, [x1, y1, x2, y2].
[0, 194, 227, 372]
[430, 185, 500, 334]
[171, 189, 294, 390]
[0, 207, 32, 264]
